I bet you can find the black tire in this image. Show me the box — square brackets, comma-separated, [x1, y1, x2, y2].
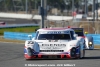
[27, 48, 33, 56]
[75, 44, 81, 59]
[79, 44, 82, 59]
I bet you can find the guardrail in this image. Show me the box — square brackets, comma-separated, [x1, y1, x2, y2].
[4, 32, 100, 45]
[0, 24, 39, 28]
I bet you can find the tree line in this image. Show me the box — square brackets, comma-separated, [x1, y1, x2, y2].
[0, 0, 92, 12]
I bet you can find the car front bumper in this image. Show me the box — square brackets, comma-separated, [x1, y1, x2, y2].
[24, 53, 80, 60]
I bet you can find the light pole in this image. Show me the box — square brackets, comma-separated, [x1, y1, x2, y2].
[40, 0, 47, 28]
[93, 0, 96, 21]
[40, 0, 44, 28]
[84, 0, 88, 16]
[96, 0, 98, 21]
[25, 0, 28, 13]
[64, 0, 69, 16]
[35, 0, 37, 10]
[93, 0, 96, 33]
[72, 0, 74, 19]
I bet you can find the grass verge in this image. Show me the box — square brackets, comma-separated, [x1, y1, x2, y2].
[0, 26, 39, 35]
[0, 37, 24, 43]
[94, 45, 100, 49]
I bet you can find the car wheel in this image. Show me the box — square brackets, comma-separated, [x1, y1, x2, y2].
[79, 44, 82, 59]
[27, 48, 33, 56]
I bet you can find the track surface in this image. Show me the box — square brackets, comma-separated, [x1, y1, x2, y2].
[0, 17, 39, 24]
[0, 42, 100, 67]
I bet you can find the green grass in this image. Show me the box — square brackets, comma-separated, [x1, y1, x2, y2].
[0, 26, 39, 35]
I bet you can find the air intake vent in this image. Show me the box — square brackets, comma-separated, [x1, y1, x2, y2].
[40, 50, 64, 52]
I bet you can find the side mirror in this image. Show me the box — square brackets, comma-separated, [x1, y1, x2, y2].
[28, 35, 32, 40]
[74, 34, 78, 37]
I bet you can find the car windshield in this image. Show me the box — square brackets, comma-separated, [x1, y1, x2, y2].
[72, 28, 84, 36]
[37, 34, 71, 40]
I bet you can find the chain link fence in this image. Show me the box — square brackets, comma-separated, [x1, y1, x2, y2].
[0, 0, 100, 34]
[0, 0, 87, 16]
[44, 20, 100, 34]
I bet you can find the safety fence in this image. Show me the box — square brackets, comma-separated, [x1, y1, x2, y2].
[4, 32, 100, 45]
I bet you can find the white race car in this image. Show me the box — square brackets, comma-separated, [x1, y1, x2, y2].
[24, 27, 85, 60]
[72, 28, 94, 50]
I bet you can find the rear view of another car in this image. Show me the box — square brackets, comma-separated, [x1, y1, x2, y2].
[85, 36, 94, 49]
[72, 28, 94, 50]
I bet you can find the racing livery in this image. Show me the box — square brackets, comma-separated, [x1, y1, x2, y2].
[24, 27, 85, 60]
[72, 28, 94, 49]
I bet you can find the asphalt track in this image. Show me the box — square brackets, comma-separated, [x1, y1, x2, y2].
[0, 17, 39, 24]
[0, 42, 100, 67]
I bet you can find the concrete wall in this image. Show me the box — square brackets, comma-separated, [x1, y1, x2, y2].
[0, 12, 100, 20]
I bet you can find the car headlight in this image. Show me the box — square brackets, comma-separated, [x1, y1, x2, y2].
[89, 42, 92, 44]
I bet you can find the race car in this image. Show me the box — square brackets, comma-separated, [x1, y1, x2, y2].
[24, 27, 85, 60]
[72, 28, 94, 50]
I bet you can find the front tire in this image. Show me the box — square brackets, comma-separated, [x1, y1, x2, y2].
[79, 44, 84, 59]
[79, 45, 81, 59]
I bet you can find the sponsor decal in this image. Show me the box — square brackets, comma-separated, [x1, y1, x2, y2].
[42, 44, 66, 47]
[39, 31, 69, 34]
[47, 31, 63, 34]
[40, 44, 66, 49]
[49, 40, 58, 42]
